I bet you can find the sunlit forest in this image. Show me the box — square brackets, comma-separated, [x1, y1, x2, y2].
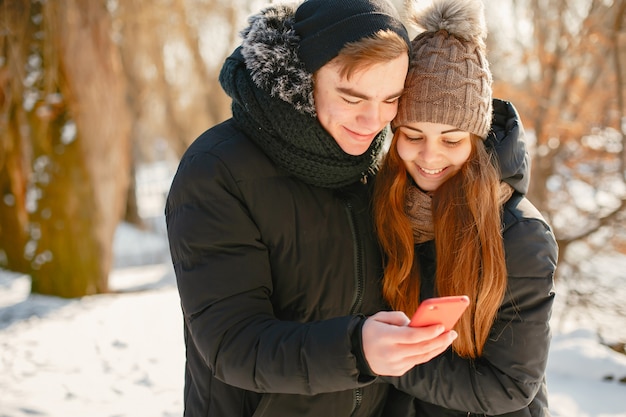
[1, 0, 625, 322]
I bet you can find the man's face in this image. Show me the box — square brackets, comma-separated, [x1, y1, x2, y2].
[313, 54, 409, 156]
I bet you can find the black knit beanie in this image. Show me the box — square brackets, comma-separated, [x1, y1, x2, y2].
[293, 0, 411, 73]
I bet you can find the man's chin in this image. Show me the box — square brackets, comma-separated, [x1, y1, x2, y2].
[340, 143, 372, 156]
[336, 135, 376, 156]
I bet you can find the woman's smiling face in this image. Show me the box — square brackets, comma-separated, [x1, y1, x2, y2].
[395, 121, 472, 192]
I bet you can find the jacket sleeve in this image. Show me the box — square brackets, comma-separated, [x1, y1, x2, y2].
[385, 199, 558, 415]
[486, 99, 530, 195]
[165, 146, 367, 395]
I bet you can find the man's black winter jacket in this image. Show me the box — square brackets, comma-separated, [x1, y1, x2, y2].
[166, 118, 389, 417]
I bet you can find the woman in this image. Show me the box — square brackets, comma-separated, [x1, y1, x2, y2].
[372, 0, 558, 415]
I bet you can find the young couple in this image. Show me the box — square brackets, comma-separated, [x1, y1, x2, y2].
[165, 0, 558, 416]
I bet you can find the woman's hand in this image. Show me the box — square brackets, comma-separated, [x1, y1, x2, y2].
[361, 311, 457, 376]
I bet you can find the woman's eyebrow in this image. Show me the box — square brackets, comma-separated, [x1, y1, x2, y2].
[441, 128, 464, 134]
[400, 126, 465, 134]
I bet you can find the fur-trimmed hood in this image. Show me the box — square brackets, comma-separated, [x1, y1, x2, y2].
[239, 3, 317, 116]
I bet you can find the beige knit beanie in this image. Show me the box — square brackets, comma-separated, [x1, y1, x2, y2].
[392, 0, 492, 139]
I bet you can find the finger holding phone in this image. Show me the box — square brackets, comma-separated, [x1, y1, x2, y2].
[360, 302, 464, 376]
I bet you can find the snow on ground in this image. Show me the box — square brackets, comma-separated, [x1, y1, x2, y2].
[0, 269, 183, 417]
[0, 222, 625, 417]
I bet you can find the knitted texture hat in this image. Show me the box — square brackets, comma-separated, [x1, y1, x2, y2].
[393, 0, 493, 138]
[293, 0, 411, 73]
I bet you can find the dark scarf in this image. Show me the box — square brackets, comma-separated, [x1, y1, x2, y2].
[219, 48, 386, 189]
[406, 182, 515, 244]
[217, 4, 387, 188]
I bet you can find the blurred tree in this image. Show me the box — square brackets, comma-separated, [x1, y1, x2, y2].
[112, 0, 237, 158]
[488, 0, 626, 278]
[0, 0, 132, 297]
[111, 0, 242, 227]
[0, 1, 33, 274]
[0, 0, 257, 297]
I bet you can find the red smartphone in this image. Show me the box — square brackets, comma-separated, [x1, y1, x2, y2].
[409, 295, 470, 331]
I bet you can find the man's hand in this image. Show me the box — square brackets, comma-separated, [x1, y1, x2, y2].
[361, 311, 457, 376]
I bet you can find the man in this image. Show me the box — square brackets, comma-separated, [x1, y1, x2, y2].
[165, 1, 456, 416]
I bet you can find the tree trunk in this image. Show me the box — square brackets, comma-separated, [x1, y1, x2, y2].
[124, 160, 144, 228]
[0, 1, 34, 273]
[0, 110, 31, 273]
[29, 0, 132, 297]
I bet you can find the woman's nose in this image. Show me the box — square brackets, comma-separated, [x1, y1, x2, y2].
[419, 139, 439, 161]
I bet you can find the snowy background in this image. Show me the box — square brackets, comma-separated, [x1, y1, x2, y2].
[1, 220, 626, 416]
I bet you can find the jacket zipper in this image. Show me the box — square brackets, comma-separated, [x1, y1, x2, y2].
[345, 201, 364, 315]
[344, 199, 364, 415]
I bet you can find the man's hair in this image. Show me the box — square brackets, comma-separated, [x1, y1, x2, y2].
[327, 30, 410, 80]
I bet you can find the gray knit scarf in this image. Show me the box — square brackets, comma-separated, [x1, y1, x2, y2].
[406, 182, 515, 244]
[217, 4, 386, 189]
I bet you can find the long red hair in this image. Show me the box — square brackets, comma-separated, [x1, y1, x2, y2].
[373, 132, 507, 358]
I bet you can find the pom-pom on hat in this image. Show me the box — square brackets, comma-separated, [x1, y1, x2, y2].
[293, 0, 411, 73]
[393, 0, 493, 139]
